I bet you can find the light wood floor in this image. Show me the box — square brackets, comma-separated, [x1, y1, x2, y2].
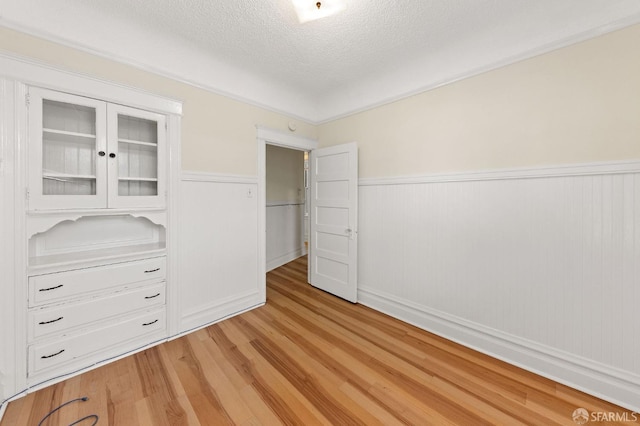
[3, 256, 637, 425]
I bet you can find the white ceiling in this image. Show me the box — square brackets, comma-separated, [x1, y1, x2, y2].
[2, 0, 640, 123]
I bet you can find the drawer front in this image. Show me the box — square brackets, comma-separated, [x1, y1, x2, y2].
[28, 282, 165, 341]
[29, 308, 166, 376]
[29, 257, 165, 306]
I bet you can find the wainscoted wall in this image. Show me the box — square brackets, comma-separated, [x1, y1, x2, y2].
[178, 172, 262, 333]
[357, 161, 640, 411]
[266, 202, 306, 271]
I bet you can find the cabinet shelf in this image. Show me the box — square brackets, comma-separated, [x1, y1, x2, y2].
[43, 173, 96, 182]
[43, 128, 96, 143]
[118, 138, 157, 147]
[118, 177, 158, 182]
[29, 242, 166, 274]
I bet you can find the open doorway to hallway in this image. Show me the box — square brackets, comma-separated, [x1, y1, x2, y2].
[265, 144, 309, 274]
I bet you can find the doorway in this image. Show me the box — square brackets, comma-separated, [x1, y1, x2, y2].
[265, 145, 308, 272]
[257, 126, 358, 303]
[256, 126, 318, 301]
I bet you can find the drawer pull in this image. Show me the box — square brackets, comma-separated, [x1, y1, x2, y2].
[38, 316, 64, 325]
[39, 284, 63, 292]
[145, 293, 161, 299]
[142, 319, 158, 326]
[144, 268, 160, 273]
[41, 349, 65, 359]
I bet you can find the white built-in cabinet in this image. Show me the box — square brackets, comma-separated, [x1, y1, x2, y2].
[28, 87, 166, 210]
[0, 53, 182, 405]
[24, 87, 171, 386]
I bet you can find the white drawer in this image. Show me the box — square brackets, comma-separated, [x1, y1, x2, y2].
[29, 257, 165, 306]
[28, 282, 165, 342]
[29, 308, 166, 377]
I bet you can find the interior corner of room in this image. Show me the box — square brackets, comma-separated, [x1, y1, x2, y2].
[1, 1, 640, 422]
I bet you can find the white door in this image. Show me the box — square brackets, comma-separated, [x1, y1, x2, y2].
[309, 142, 358, 302]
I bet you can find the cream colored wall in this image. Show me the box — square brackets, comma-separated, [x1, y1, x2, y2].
[318, 24, 640, 178]
[3, 22, 639, 179]
[0, 27, 317, 176]
[266, 145, 304, 203]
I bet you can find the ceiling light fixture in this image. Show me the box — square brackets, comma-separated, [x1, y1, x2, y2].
[292, 0, 346, 23]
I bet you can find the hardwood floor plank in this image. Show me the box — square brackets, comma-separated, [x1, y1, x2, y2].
[3, 256, 637, 425]
[185, 333, 254, 424]
[338, 381, 405, 426]
[165, 338, 232, 425]
[237, 384, 284, 426]
[207, 322, 330, 425]
[263, 288, 499, 424]
[249, 303, 413, 424]
[134, 396, 156, 426]
[242, 311, 387, 426]
[255, 301, 472, 424]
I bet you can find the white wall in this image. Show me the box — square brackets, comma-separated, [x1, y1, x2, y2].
[266, 145, 304, 203]
[318, 24, 640, 411]
[178, 173, 262, 333]
[266, 204, 305, 271]
[266, 145, 306, 271]
[358, 162, 640, 411]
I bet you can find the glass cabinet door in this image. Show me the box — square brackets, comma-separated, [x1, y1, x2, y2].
[28, 87, 107, 210]
[107, 104, 166, 208]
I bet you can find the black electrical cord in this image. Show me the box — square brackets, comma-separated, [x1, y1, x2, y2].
[37, 396, 99, 426]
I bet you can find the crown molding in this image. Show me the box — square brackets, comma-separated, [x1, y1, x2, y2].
[3, 12, 640, 125]
[0, 19, 318, 124]
[315, 12, 640, 124]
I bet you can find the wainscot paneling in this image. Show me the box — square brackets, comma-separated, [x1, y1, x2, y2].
[178, 172, 262, 333]
[357, 160, 640, 412]
[266, 202, 306, 271]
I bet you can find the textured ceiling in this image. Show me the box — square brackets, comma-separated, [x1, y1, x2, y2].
[2, 0, 640, 122]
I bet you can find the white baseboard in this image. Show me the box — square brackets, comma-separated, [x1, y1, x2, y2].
[179, 290, 263, 333]
[171, 302, 264, 341]
[0, 381, 5, 423]
[0, 388, 26, 422]
[266, 246, 306, 272]
[0, 400, 6, 423]
[358, 286, 640, 413]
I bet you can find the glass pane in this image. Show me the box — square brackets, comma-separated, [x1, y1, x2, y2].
[43, 176, 96, 195]
[118, 180, 158, 196]
[118, 115, 157, 144]
[118, 143, 158, 180]
[42, 100, 97, 196]
[43, 100, 96, 135]
[117, 114, 158, 197]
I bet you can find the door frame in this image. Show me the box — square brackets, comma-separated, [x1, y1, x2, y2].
[256, 125, 318, 302]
